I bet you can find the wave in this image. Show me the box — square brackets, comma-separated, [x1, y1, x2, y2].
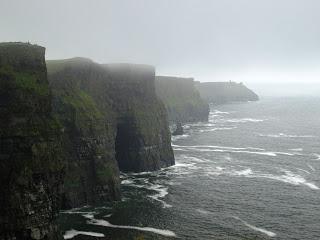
[226, 118, 265, 123]
[295, 168, 311, 174]
[289, 148, 303, 151]
[86, 217, 176, 237]
[64, 229, 104, 239]
[232, 216, 276, 237]
[234, 168, 253, 176]
[258, 133, 315, 138]
[147, 184, 172, 208]
[257, 170, 319, 190]
[172, 144, 265, 151]
[206, 166, 319, 190]
[312, 153, 320, 161]
[171, 134, 190, 141]
[307, 164, 315, 171]
[121, 179, 134, 185]
[172, 144, 302, 157]
[196, 208, 214, 215]
[199, 127, 237, 133]
[211, 110, 231, 114]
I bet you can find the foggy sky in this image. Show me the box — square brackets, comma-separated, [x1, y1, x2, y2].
[1, 0, 320, 95]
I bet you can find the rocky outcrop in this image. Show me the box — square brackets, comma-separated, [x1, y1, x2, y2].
[155, 76, 209, 123]
[0, 43, 64, 239]
[195, 81, 259, 104]
[172, 122, 184, 136]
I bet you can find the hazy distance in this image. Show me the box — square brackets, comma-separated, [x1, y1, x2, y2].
[1, 0, 320, 96]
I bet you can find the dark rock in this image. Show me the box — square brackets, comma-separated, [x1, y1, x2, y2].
[0, 43, 64, 239]
[155, 76, 209, 123]
[46, 60, 175, 209]
[105, 64, 175, 172]
[47, 58, 121, 209]
[172, 122, 184, 136]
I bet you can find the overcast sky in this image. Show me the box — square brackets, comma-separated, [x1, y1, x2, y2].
[1, 0, 320, 95]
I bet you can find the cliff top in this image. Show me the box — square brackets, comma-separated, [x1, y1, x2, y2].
[46, 57, 94, 74]
[0, 42, 45, 71]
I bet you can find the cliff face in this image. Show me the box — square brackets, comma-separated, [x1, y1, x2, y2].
[195, 81, 259, 104]
[106, 64, 175, 172]
[47, 60, 174, 209]
[47, 58, 121, 209]
[155, 76, 209, 123]
[0, 43, 64, 239]
[0, 42, 175, 238]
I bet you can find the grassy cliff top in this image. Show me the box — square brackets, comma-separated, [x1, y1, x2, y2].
[0, 42, 45, 71]
[46, 57, 94, 74]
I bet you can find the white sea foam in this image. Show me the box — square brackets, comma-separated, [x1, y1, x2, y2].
[199, 127, 236, 133]
[196, 209, 213, 215]
[61, 211, 96, 215]
[312, 153, 320, 161]
[290, 148, 303, 151]
[259, 133, 315, 138]
[171, 134, 190, 141]
[173, 145, 277, 157]
[64, 229, 105, 239]
[147, 184, 172, 208]
[121, 179, 134, 185]
[226, 118, 264, 123]
[172, 144, 265, 151]
[295, 168, 311, 174]
[258, 171, 319, 190]
[234, 168, 253, 176]
[212, 110, 230, 114]
[307, 164, 315, 171]
[232, 216, 276, 237]
[87, 218, 176, 237]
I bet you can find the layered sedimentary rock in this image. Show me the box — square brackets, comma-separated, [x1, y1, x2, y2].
[47, 60, 174, 208]
[0, 43, 64, 239]
[155, 76, 209, 123]
[47, 58, 121, 209]
[105, 64, 174, 172]
[195, 81, 259, 104]
[0, 42, 175, 239]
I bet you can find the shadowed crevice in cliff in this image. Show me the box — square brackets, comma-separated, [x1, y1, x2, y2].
[115, 117, 139, 172]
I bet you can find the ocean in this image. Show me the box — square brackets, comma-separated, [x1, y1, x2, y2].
[60, 97, 320, 240]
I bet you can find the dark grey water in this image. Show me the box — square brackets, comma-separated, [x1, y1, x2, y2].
[60, 97, 320, 240]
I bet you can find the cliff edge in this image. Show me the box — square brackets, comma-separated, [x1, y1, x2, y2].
[195, 81, 259, 104]
[0, 43, 64, 239]
[155, 76, 209, 123]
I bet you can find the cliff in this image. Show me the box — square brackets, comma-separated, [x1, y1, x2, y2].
[0, 43, 175, 239]
[47, 60, 174, 208]
[195, 81, 259, 104]
[47, 58, 121, 209]
[0, 43, 64, 239]
[155, 76, 209, 123]
[105, 64, 175, 172]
